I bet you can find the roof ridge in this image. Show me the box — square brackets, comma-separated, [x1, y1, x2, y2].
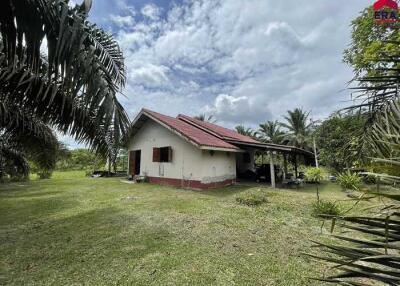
[177, 114, 225, 139]
[178, 114, 235, 133]
[177, 114, 260, 144]
[137, 108, 239, 151]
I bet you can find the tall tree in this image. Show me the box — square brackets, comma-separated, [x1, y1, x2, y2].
[0, 0, 129, 179]
[258, 121, 284, 144]
[343, 6, 400, 79]
[280, 108, 311, 149]
[315, 113, 368, 172]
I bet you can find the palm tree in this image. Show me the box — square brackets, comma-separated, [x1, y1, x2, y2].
[194, 113, 217, 123]
[310, 43, 400, 285]
[235, 125, 258, 138]
[258, 121, 285, 144]
[0, 0, 129, 179]
[280, 108, 312, 148]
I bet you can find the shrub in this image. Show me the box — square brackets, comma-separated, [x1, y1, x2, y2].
[236, 189, 268, 206]
[312, 200, 342, 217]
[337, 171, 362, 190]
[37, 169, 53, 179]
[305, 167, 323, 183]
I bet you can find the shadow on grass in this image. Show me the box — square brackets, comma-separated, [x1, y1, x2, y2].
[188, 185, 254, 198]
[187, 182, 338, 197]
[1, 206, 175, 285]
[0, 190, 63, 199]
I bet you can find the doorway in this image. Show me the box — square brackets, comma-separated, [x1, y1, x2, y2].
[129, 150, 141, 176]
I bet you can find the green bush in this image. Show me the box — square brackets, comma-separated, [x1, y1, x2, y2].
[337, 171, 362, 191]
[312, 200, 342, 217]
[305, 167, 323, 183]
[235, 189, 268, 206]
[37, 169, 53, 179]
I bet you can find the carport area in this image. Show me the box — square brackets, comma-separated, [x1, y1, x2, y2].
[231, 140, 315, 188]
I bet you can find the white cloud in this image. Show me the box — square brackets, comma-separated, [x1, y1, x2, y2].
[129, 64, 170, 86]
[109, 0, 371, 127]
[141, 4, 161, 20]
[204, 94, 266, 125]
[110, 15, 135, 28]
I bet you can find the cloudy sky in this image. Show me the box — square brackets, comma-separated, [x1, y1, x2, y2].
[63, 0, 372, 148]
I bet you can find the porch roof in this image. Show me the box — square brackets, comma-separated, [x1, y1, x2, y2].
[226, 140, 315, 159]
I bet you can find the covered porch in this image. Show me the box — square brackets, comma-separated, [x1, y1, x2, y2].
[231, 141, 315, 188]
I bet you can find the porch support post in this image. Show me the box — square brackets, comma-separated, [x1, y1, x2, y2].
[294, 154, 298, 178]
[283, 153, 288, 179]
[269, 151, 276, 189]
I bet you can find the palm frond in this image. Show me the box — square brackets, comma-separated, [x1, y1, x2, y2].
[0, 0, 130, 161]
[311, 42, 400, 285]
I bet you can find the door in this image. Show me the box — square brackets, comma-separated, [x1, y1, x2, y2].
[134, 150, 141, 175]
[129, 150, 141, 176]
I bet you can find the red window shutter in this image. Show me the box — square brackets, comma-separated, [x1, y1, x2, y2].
[153, 147, 160, 162]
[168, 147, 173, 162]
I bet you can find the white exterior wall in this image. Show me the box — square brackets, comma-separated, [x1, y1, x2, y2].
[200, 150, 236, 183]
[128, 120, 236, 183]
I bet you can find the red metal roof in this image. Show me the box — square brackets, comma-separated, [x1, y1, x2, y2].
[141, 109, 239, 150]
[177, 114, 260, 144]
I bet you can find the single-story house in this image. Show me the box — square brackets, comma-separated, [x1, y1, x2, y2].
[127, 108, 314, 189]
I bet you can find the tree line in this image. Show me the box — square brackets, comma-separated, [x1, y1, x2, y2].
[197, 108, 371, 174]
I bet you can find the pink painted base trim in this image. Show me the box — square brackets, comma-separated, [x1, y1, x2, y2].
[148, 176, 235, 190]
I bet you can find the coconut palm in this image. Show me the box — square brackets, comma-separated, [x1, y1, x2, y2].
[194, 113, 217, 123]
[235, 125, 258, 139]
[0, 0, 129, 179]
[280, 108, 312, 148]
[258, 121, 285, 144]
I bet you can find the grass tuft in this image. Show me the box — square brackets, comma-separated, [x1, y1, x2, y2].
[235, 188, 268, 206]
[311, 200, 342, 217]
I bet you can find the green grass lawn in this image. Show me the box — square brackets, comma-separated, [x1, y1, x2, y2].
[0, 172, 375, 285]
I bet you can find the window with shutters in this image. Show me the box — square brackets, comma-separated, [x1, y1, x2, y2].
[153, 147, 160, 162]
[153, 147, 172, 163]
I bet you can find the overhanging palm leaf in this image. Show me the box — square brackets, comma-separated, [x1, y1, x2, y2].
[0, 101, 59, 179]
[0, 144, 29, 180]
[0, 0, 130, 177]
[310, 210, 400, 285]
[311, 43, 400, 285]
